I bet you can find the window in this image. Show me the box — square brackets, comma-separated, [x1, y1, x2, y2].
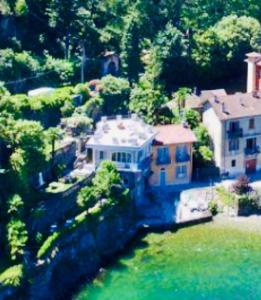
[229, 121, 239, 132]
[111, 152, 131, 163]
[176, 165, 187, 179]
[157, 147, 170, 164]
[229, 139, 239, 151]
[231, 160, 236, 167]
[99, 151, 105, 160]
[249, 118, 255, 129]
[246, 138, 256, 150]
[176, 144, 189, 162]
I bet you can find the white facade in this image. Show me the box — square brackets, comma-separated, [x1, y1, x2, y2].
[203, 107, 261, 177]
[86, 115, 156, 172]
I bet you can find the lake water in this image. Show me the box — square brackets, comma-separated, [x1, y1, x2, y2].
[74, 221, 261, 300]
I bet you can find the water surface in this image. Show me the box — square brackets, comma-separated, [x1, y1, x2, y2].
[74, 221, 261, 300]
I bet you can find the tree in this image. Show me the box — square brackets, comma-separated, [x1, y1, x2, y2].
[181, 0, 261, 30]
[45, 127, 63, 177]
[129, 75, 168, 125]
[192, 15, 261, 83]
[77, 160, 128, 210]
[151, 23, 189, 90]
[175, 88, 191, 114]
[184, 109, 201, 129]
[7, 194, 24, 217]
[121, 11, 142, 83]
[194, 125, 211, 147]
[7, 219, 28, 261]
[0, 49, 40, 84]
[6, 120, 47, 191]
[193, 124, 213, 165]
[92, 161, 122, 199]
[99, 75, 130, 115]
[77, 186, 96, 208]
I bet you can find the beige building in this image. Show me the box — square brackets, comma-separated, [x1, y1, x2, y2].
[203, 92, 261, 177]
[203, 53, 261, 177]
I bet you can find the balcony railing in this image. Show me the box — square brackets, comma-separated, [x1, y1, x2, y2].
[114, 156, 152, 172]
[176, 153, 190, 163]
[245, 146, 260, 156]
[156, 156, 171, 165]
[227, 128, 243, 139]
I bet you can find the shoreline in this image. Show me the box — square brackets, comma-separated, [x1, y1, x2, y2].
[211, 214, 261, 233]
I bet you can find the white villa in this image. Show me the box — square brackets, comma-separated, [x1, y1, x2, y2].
[86, 114, 156, 199]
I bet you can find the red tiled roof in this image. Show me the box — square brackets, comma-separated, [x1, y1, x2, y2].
[153, 124, 197, 145]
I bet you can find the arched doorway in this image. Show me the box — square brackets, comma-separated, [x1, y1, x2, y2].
[107, 61, 117, 76]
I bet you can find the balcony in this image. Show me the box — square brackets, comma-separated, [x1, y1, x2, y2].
[138, 156, 152, 170]
[156, 156, 171, 165]
[114, 156, 152, 173]
[227, 128, 243, 139]
[115, 162, 139, 171]
[176, 153, 190, 163]
[245, 146, 260, 156]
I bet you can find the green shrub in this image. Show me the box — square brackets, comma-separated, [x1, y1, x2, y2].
[61, 101, 75, 117]
[232, 175, 251, 195]
[73, 83, 90, 102]
[37, 231, 61, 259]
[216, 186, 236, 207]
[238, 194, 259, 209]
[208, 200, 218, 215]
[0, 264, 24, 287]
[7, 194, 24, 217]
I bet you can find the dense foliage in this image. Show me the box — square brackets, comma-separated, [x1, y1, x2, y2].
[1, 0, 261, 93]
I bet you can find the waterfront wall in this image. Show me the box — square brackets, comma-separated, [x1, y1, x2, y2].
[28, 202, 137, 300]
[30, 173, 94, 233]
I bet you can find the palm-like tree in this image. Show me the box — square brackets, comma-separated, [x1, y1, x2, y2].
[175, 87, 191, 115]
[47, 127, 63, 178]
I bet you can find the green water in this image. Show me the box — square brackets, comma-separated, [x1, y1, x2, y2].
[74, 222, 261, 300]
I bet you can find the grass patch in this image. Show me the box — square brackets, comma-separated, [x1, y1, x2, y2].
[45, 181, 73, 194]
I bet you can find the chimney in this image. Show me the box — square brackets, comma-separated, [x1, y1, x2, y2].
[245, 52, 261, 93]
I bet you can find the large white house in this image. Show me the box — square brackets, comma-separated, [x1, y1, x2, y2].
[203, 53, 261, 177]
[86, 114, 156, 199]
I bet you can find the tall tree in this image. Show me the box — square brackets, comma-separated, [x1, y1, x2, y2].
[121, 11, 142, 83]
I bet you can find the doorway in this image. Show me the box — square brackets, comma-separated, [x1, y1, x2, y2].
[160, 168, 166, 186]
[246, 159, 256, 174]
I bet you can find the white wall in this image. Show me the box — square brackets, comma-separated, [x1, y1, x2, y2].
[203, 104, 223, 169]
[224, 117, 261, 176]
[247, 60, 257, 93]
